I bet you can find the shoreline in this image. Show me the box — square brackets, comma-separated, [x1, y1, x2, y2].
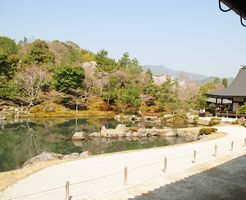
[0, 128, 226, 192]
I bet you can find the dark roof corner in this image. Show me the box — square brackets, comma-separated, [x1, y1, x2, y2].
[206, 66, 246, 98]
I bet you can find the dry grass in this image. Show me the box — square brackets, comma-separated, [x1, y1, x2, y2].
[28, 97, 115, 117]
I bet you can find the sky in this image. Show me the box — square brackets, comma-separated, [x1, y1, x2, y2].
[0, 0, 245, 77]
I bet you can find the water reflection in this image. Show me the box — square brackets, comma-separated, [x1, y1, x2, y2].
[0, 117, 187, 172]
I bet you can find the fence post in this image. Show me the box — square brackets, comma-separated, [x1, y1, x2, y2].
[193, 150, 197, 163]
[214, 145, 217, 157]
[163, 157, 167, 173]
[65, 181, 69, 200]
[231, 141, 234, 151]
[124, 167, 128, 186]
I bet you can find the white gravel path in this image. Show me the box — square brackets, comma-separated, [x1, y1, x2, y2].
[1, 125, 246, 200]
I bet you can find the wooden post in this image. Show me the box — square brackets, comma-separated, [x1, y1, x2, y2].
[231, 141, 234, 151]
[65, 181, 69, 200]
[163, 157, 167, 173]
[124, 167, 128, 186]
[193, 150, 197, 163]
[214, 145, 217, 157]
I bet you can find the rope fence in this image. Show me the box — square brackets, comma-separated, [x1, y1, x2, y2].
[5, 137, 246, 200]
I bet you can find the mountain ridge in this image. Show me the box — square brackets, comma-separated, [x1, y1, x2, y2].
[143, 65, 233, 84]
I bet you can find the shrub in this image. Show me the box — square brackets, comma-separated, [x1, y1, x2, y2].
[199, 128, 217, 135]
[53, 65, 85, 93]
[208, 119, 220, 126]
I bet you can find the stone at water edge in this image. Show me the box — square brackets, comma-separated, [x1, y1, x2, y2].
[115, 124, 127, 131]
[72, 131, 87, 140]
[22, 151, 64, 167]
[63, 152, 80, 159]
[80, 151, 89, 158]
[89, 132, 101, 137]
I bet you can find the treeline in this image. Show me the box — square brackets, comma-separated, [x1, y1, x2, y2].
[0, 36, 226, 115]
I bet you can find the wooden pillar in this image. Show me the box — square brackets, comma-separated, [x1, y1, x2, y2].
[215, 97, 218, 117]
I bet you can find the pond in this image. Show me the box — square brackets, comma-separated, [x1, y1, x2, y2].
[0, 117, 190, 172]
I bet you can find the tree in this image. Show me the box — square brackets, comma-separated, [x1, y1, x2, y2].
[53, 65, 85, 93]
[116, 87, 141, 114]
[0, 36, 17, 55]
[17, 66, 47, 108]
[118, 52, 131, 68]
[95, 49, 116, 72]
[0, 53, 19, 79]
[222, 78, 228, 88]
[213, 77, 221, 84]
[196, 81, 219, 109]
[0, 76, 19, 99]
[25, 40, 55, 64]
[156, 78, 179, 112]
[237, 103, 246, 115]
[80, 49, 95, 63]
[61, 43, 81, 65]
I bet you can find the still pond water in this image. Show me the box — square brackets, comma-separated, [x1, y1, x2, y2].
[0, 117, 189, 172]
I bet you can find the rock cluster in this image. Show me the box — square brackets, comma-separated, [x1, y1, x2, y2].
[176, 127, 201, 141]
[22, 151, 64, 167]
[72, 124, 178, 139]
[22, 151, 90, 168]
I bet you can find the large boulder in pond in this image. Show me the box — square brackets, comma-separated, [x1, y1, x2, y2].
[72, 132, 87, 140]
[22, 151, 63, 167]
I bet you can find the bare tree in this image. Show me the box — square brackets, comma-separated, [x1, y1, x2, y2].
[17, 65, 47, 110]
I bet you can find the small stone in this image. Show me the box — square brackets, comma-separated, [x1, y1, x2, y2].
[80, 151, 89, 158]
[72, 132, 87, 140]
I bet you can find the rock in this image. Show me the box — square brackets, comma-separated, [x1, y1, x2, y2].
[163, 114, 174, 119]
[114, 115, 121, 121]
[197, 118, 210, 126]
[80, 151, 89, 158]
[89, 132, 101, 137]
[177, 128, 200, 141]
[137, 128, 177, 137]
[143, 95, 155, 106]
[0, 113, 6, 120]
[70, 152, 80, 158]
[238, 117, 246, 125]
[125, 131, 133, 137]
[100, 125, 127, 138]
[72, 132, 87, 140]
[162, 128, 177, 136]
[144, 116, 159, 121]
[115, 124, 127, 130]
[64, 152, 80, 159]
[132, 132, 141, 137]
[22, 151, 64, 167]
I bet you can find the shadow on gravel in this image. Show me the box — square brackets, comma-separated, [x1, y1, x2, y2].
[131, 155, 246, 200]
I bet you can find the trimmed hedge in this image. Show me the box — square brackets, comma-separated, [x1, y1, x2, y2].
[199, 128, 217, 135]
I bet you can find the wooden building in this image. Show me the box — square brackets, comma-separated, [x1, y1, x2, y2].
[206, 66, 246, 116]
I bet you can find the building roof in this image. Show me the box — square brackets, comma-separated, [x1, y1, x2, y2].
[206, 66, 246, 98]
[221, 0, 246, 20]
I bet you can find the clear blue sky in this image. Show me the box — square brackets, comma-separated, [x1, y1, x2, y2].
[1, 0, 245, 77]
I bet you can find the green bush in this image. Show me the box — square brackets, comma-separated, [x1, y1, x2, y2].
[208, 119, 220, 126]
[237, 103, 246, 115]
[199, 128, 217, 135]
[53, 65, 85, 93]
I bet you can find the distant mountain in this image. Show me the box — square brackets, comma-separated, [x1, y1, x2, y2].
[143, 65, 233, 84]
